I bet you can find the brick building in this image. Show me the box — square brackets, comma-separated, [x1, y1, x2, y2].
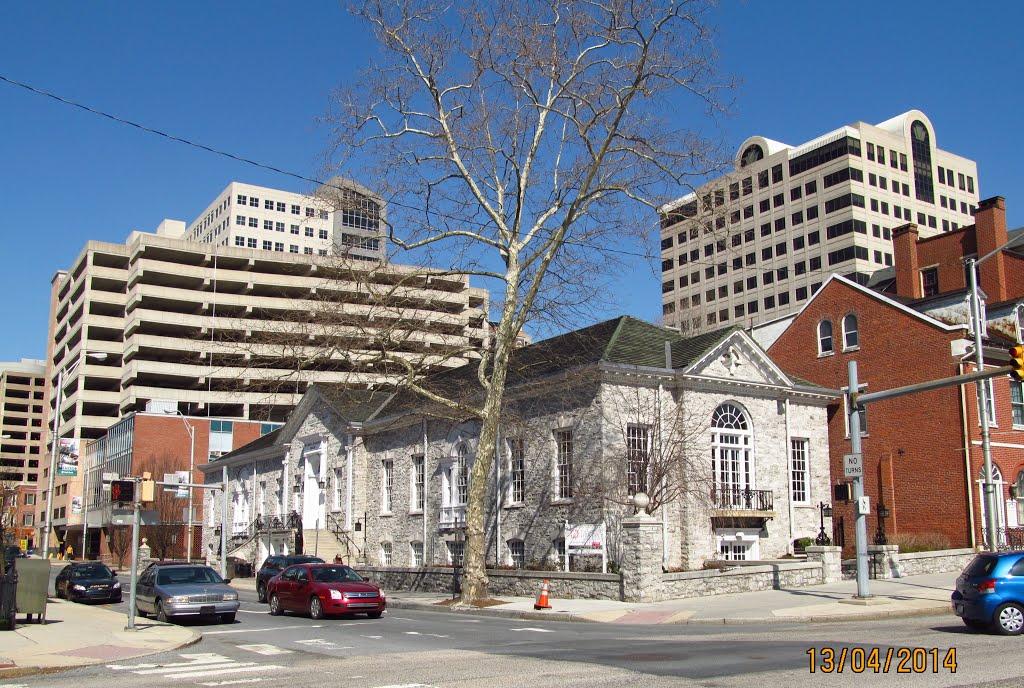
[764, 197, 1024, 551]
[67, 412, 276, 562]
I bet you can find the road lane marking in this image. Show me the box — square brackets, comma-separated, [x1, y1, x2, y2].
[165, 665, 285, 679]
[403, 631, 449, 638]
[509, 628, 555, 633]
[205, 624, 323, 634]
[134, 663, 247, 675]
[108, 652, 284, 680]
[360, 635, 383, 639]
[294, 638, 353, 650]
[198, 680, 268, 687]
[236, 644, 294, 655]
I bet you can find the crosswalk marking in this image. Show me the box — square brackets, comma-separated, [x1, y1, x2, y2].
[198, 680, 268, 687]
[403, 631, 448, 638]
[510, 627, 555, 633]
[205, 624, 323, 635]
[236, 644, 294, 656]
[108, 652, 284, 681]
[294, 638, 352, 650]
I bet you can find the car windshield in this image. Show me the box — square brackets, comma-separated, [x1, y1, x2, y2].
[157, 567, 224, 586]
[290, 557, 324, 565]
[963, 555, 998, 577]
[311, 566, 364, 583]
[73, 565, 112, 579]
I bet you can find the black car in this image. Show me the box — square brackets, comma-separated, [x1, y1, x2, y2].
[256, 555, 324, 602]
[55, 562, 122, 603]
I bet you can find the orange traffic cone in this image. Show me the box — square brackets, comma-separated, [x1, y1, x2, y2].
[534, 579, 552, 610]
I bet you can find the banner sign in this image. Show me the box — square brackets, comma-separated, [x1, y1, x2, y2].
[71, 496, 83, 514]
[57, 439, 79, 476]
[564, 521, 608, 573]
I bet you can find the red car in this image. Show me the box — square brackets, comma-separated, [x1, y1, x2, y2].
[267, 563, 386, 619]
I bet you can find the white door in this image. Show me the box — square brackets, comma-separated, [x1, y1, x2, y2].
[302, 457, 323, 528]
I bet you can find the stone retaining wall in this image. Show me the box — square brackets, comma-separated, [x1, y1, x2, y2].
[898, 548, 976, 576]
[360, 566, 622, 600]
[659, 561, 825, 600]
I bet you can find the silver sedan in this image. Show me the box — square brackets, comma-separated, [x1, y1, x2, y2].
[135, 564, 239, 624]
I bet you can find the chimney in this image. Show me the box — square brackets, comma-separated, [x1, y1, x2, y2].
[892, 223, 921, 299]
[974, 197, 1008, 302]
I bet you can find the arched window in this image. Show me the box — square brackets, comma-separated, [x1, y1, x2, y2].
[843, 314, 859, 350]
[910, 120, 935, 204]
[711, 403, 754, 507]
[817, 320, 834, 355]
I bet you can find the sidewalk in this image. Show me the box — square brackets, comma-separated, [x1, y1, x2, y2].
[0, 597, 199, 678]
[231, 570, 956, 624]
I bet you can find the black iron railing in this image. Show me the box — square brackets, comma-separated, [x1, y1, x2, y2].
[981, 527, 1024, 551]
[711, 487, 774, 512]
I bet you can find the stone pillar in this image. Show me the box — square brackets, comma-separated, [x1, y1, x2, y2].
[137, 537, 152, 573]
[867, 544, 902, 579]
[620, 515, 665, 602]
[805, 545, 842, 584]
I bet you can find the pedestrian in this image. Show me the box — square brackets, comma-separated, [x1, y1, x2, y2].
[333, 554, 344, 565]
[66, 545, 74, 561]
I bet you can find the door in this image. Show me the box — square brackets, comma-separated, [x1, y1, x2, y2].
[277, 566, 298, 609]
[293, 566, 310, 611]
[302, 457, 323, 529]
[136, 568, 156, 613]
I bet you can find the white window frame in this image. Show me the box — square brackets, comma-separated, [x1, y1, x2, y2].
[411, 454, 425, 513]
[626, 424, 650, 496]
[333, 467, 344, 512]
[410, 541, 424, 566]
[817, 320, 834, 356]
[711, 403, 754, 500]
[1011, 380, 1024, 428]
[715, 529, 759, 560]
[507, 438, 525, 505]
[554, 429, 573, 500]
[381, 459, 394, 514]
[447, 541, 465, 566]
[790, 438, 809, 504]
[508, 540, 525, 569]
[842, 313, 859, 350]
[380, 541, 393, 566]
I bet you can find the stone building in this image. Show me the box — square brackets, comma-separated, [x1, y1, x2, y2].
[202, 316, 833, 577]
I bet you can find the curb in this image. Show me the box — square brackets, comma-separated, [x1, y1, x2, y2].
[387, 598, 952, 626]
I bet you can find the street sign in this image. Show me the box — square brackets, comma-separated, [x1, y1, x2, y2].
[164, 471, 189, 498]
[110, 509, 160, 526]
[856, 495, 871, 516]
[843, 453, 863, 478]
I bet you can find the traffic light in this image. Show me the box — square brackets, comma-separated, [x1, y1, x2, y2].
[1011, 344, 1024, 382]
[110, 479, 135, 505]
[140, 478, 155, 502]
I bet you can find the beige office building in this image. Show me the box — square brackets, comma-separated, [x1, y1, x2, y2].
[40, 225, 488, 545]
[660, 110, 979, 335]
[0, 359, 47, 484]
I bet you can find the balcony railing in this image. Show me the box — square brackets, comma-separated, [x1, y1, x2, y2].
[439, 505, 466, 528]
[711, 487, 774, 512]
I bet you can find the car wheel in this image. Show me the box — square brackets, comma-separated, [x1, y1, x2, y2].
[995, 603, 1024, 635]
[156, 600, 170, 624]
[366, 611, 383, 619]
[309, 596, 324, 620]
[963, 617, 988, 631]
[269, 594, 283, 616]
[113, 594, 123, 604]
[221, 612, 236, 623]
[257, 582, 267, 603]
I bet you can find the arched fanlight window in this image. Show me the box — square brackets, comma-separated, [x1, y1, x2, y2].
[817, 320, 834, 355]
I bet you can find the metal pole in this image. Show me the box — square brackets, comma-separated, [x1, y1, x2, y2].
[81, 463, 89, 560]
[969, 258, 1000, 550]
[221, 465, 228, 580]
[126, 483, 141, 630]
[186, 420, 195, 562]
[847, 360, 870, 598]
[42, 367, 65, 559]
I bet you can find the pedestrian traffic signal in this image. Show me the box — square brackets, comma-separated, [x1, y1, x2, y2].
[1010, 344, 1024, 382]
[110, 479, 135, 504]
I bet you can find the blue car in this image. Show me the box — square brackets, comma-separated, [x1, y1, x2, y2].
[952, 551, 1024, 634]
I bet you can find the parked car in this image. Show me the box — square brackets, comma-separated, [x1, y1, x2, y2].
[952, 551, 1024, 634]
[267, 563, 385, 619]
[55, 562, 122, 603]
[256, 555, 324, 603]
[135, 564, 239, 624]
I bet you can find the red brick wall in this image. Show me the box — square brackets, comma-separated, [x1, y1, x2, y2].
[769, 278, 974, 551]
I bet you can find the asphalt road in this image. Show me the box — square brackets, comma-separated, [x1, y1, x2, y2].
[9, 567, 1021, 688]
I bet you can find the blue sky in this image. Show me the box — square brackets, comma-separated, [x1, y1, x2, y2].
[1, 1, 1021, 361]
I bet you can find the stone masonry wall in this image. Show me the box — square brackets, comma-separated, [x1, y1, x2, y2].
[895, 548, 976, 576]
[360, 566, 622, 600]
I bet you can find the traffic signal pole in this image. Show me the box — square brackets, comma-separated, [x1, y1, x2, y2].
[846, 361, 870, 598]
[126, 479, 141, 631]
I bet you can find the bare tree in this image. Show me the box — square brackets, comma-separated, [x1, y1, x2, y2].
[0, 480, 17, 575]
[323, 0, 730, 603]
[140, 453, 187, 561]
[107, 525, 132, 570]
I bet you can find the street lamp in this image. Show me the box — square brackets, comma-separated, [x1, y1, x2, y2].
[43, 350, 107, 559]
[815, 501, 833, 545]
[874, 502, 890, 545]
[164, 410, 196, 562]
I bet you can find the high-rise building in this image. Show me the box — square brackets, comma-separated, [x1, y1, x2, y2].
[659, 110, 979, 335]
[180, 178, 386, 261]
[40, 226, 488, 553]
[0, 359, 47, 483]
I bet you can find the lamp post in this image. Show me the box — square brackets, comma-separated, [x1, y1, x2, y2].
[815, 501, 833, 545]
[43, 351, 107, 559]
[164, 410, 196, 562]
[874, 502, 890, 545]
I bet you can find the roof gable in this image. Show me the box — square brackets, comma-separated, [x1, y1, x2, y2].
[683, 329, 799, 388]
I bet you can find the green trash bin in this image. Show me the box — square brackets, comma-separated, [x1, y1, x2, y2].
[14, 559, 49, 623]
